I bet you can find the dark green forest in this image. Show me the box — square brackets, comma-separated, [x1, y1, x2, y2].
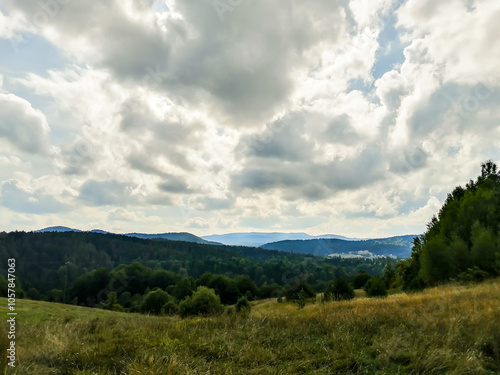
[0, 231, 391, 313]
[398, 161, 500, 290]
[2, 161, 499, 317]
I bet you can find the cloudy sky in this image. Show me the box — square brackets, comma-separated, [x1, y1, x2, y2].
[0, 0, 499, 238]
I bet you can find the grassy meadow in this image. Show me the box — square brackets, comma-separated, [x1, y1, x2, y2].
[1, 280, 500, 374]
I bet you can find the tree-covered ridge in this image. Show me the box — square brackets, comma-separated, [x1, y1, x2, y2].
[261, 235, 415, 258]
[0, 231, 391, 306]
[400, 161, 500, 289]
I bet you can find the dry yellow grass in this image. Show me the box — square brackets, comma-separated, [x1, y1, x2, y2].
[0, 279, 499, 374]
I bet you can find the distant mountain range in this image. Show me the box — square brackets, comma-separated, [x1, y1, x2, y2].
[34, 227, 417, 258]
[260, 235, 417, 258]
[124, 232, 220, 245]
[201, 232, 361, 247]
[34, 226, 218, 245]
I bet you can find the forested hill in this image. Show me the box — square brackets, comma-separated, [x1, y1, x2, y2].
[399, 161, 500, 290]
[0, 231, 392, 303]
[261, 235, 416, 258]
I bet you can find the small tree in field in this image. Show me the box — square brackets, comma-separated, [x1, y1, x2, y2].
[324, 278, 355, 301]
[364, 276, 388, 297]
[179, 286, 224, 317]
[285, 279, 315, 302]
[235, 296, 250, 312]
[140, 289, 173, 315]
[352, 271, 371, 289]
[294, 289, 308, 309]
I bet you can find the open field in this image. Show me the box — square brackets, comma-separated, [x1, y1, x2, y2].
[1, 280, 500, 374]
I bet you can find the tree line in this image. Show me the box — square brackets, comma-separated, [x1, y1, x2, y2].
[0, 230, 392, 314]
[396, 161, 500, 290]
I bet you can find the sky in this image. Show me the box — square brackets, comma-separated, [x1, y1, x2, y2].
[0, 0, 499, 238]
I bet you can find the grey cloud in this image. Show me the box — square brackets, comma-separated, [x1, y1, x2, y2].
[239, 115, 314, 161]
[186, 218, 209, 229]
[163, 0, 344, 122]
[6, 0, 345, 124]
[321, 145, 386, 190]
[60, 137, 96, 175]
[128, 152, 167, 177]
[158, 174, 193, 194]
[388, 143, 428, 176]
[232, 167, 306, 191]
[324, 114, 363, 145]
[120, 100, 193, 142]
[299, 183, 330, 201]
[232, 144, 387, 200]
[0, 93, 51, 154]
[190, 195, 235, 211]
[147, 194, 173, 206]
[409, 83, 498, 137]
[121, 99, 201, 172]
[79, 180, 133, 206]
[6, 0, 171, 81]
[1, 180, 67, 214]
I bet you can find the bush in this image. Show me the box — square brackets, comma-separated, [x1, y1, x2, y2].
[352, 271, 371, 289]
[364, 276, 388, 297]
[324, 278, 355, 301]
[162, 300, 179, 315]
[285, 279, 315, 302]
[457, 267, 490, 283]
[294, 289, 308, 309]
[140, 289, 173, 315]
[179, 286, 224, 317]
[258, 283, 283, 299]
[235, 296, 250, 312]
[26, 287, 41, 300]
[208, 276, 239, 305]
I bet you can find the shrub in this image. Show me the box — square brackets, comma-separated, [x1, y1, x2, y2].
[162, 300, 179, 315]
[457, 267, 490, 283]
[324, 278, 355, 301]
[294, 289, 308, 309]
[140, 289, 173, 315]
[364, 276, 388, 297]
[352, 271, 371, 289]
[179, 286, 224, 317]
[235, 296, 250, 312]
[285, 279, 315, 302]
[26, 287, 41, 300]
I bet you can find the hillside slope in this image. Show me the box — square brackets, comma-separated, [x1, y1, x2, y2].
[1, 279, 499, 374]
[261, 235, 416, 258]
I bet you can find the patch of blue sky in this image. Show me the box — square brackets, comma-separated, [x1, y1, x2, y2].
[370, 0, 409, 79]
[447, 146, 461, 156]
[372, 11, 407, 80]
[152, 0, 170, 13]
[0, 36, 68, 125]
[346, 78, 381, 105]
[0, 35, 66, 77]
[484, 146, 500, 162]
[466, 0, 476, 12]
[0, 35, 78, 146]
